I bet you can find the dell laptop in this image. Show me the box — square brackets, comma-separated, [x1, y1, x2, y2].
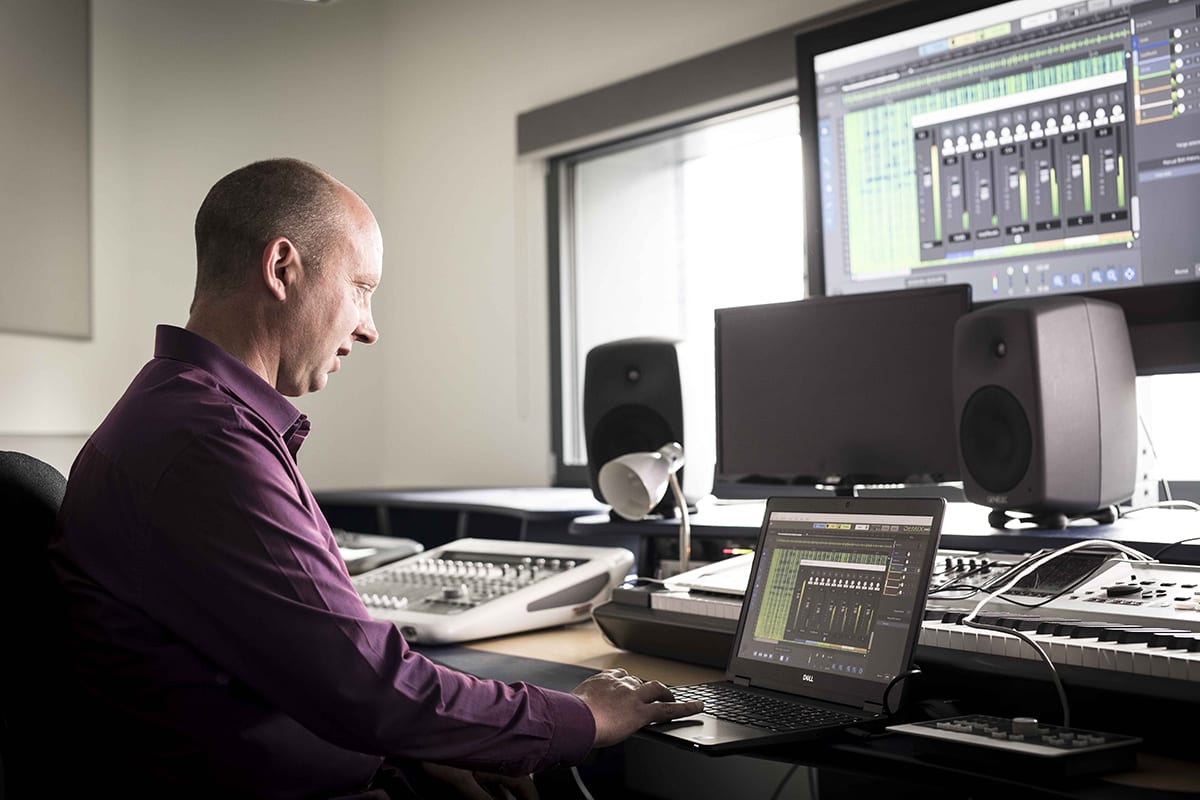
[646, 494, 945, 753]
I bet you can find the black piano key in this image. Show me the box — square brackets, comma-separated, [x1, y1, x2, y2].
[1011, 618, 1045, 632]
[1098, 625, 1152, 642]
[1115, 628, 1165, 644]
[1035, 619, 1080, 635]
[1147, 630, 1198, 648]
[1075, 623, 1118, 642]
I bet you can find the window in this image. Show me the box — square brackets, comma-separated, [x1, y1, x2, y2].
[550, 98, 806, 485]
[1137, 374, 1200, 488]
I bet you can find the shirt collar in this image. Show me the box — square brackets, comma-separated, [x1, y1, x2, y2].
[153, 325, 308, 446]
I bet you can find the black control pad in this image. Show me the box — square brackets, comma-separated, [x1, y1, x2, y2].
[887, 714, 1140, 777]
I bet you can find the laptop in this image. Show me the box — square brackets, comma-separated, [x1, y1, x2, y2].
[646, 494, 945, 753]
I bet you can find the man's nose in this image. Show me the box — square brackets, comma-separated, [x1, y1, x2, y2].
[355, 308, 379, 344]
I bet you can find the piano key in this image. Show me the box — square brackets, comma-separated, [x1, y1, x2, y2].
[1114, 627, 1185, 644]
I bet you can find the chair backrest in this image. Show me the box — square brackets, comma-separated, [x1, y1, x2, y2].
[0, 451, 70, 798]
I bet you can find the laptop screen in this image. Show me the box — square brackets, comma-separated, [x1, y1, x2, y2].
[729, 497, 942, 708]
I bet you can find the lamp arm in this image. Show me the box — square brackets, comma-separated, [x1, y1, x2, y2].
[668, 471, 691, 574]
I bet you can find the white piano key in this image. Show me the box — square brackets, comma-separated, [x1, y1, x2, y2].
[1042, 635, 1072, 664]
[1003, 634, 1025, 659]
[1187, 654, 1200, 682]
[1150, 648, 1187, 678]
[1131, 647, 1156, 677]
[1064, 639, 1087, 667]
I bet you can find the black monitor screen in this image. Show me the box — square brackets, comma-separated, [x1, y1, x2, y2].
[798, 0, 1200, 374]
[713, 284, 970, 495]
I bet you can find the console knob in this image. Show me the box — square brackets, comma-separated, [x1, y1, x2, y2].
[1011, 717, 1039, 735]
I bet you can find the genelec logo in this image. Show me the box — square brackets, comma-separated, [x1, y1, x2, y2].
[802, 673, 815, 683]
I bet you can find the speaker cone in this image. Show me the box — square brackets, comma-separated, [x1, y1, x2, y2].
[959, 385, 1032, 495]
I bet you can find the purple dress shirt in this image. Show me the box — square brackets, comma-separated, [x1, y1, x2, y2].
[50, 325, 595, 799]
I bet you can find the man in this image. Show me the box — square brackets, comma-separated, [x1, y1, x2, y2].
[51, 158, 702, 799]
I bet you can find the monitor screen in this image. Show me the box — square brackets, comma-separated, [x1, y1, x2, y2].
[713, 284, 970, 495]
[798, 0, 1200, 374]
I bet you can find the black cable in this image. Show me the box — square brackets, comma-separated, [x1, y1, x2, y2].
[928, 584, 982, 596]
[1150, 535, 1200, 563]
[962, 618, 1071, 727]
[768, 764, 801, 800]
[983, 581, 1081, 610]
[881, 667, 922, 716]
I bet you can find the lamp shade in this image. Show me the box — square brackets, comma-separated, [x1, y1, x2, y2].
[598, 442, 684, 521]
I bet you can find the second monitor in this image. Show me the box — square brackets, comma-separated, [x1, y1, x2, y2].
[713, 283, 970, 496]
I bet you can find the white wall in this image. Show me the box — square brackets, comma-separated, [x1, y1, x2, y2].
[0, 0, 844, 489]
[375, 0, 841, 488]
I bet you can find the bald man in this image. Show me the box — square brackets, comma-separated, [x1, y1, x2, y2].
[51, 158, 700, 800]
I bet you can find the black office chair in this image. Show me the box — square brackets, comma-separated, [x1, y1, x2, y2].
[0, 450, 73, 799]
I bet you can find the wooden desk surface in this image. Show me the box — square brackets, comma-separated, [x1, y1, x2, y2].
[460, 622, 1200, 796]
[466, 620, 723, 687]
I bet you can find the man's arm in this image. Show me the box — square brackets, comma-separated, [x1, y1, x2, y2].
[140, 424, 595, 774]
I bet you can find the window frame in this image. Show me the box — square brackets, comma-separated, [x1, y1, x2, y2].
[546, 94, 800, 488]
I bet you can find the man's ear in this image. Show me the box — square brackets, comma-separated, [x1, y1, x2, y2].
[262, 237, 301, 301]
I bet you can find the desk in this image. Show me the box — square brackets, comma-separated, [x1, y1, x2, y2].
[316, 487, 610, 550]
[420, 621, 1200, 799]
[570, 499, 1200, 571]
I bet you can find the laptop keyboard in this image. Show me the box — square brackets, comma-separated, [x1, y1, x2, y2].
[670, 683, 861, 732]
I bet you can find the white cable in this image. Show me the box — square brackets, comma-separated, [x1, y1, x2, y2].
[1122, 500, 1200, 517]
[571, 766, 596, 800]
[965, 540, 1154, 624]
[960, 539, 1155, 727]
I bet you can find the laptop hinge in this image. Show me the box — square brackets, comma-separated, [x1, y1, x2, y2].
[733, 675, 751, 687]
[863, 701, 885, 715]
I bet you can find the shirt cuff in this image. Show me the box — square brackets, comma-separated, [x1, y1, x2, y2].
[539, 690, 596, 770]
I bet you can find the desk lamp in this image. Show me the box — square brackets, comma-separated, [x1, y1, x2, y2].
[597, 442, 692, 575]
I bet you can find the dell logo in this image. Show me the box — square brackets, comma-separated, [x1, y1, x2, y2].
[802, 673, 814, 683]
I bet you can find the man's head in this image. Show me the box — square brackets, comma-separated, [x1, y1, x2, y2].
[191, 158, 381, 396]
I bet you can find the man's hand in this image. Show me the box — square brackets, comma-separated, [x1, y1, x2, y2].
[570, 667, 705, 747]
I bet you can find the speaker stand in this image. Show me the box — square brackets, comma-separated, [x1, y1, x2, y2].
[987, 505, 1119, 531]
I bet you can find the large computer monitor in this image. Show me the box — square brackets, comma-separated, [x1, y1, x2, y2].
[798, 0, 1200, 374]
[713, 284, 970, 497]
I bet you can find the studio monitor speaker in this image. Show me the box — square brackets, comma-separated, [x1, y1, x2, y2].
[952, 296, 1137, 529]
[583, 338, 711, 516]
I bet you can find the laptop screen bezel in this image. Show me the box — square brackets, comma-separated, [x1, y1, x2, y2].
[725, 495, 945, 710]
